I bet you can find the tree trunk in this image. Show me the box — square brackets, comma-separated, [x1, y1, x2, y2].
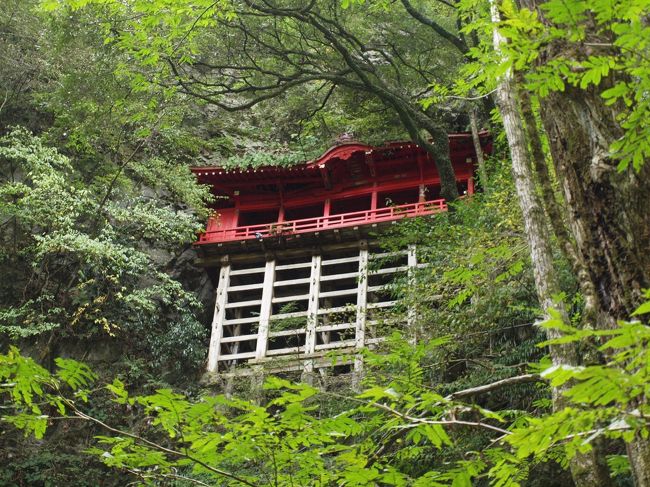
[517, 86, 600, 324]
[389, 100, 460, 202]
[469, 108, 489, 190]
[539, 84, 650, 322]
[540, 81, 650, 487]
[520, 1, 650, 482]
[490, 2, 614, 485]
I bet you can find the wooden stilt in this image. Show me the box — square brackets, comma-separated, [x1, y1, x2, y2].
[302, 253, 322, 384]
[407, 244, 418, 344]
[353, 241, 368, 391]
[207, 258, 231, 373]
[255, 259, 276, 360]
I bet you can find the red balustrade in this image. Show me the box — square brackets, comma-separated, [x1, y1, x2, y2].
[197, 199, 447, 244]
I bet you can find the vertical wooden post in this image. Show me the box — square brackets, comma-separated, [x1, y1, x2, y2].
[233, 191, 240, 226]
[255, 258, 276, 360]
[278, 183, 285, 223]
[371, 184, 378, 211]
[322, 198, 331, 229]
[353, 241, 368, 391]
[323, 198, 331, 216]
[302, 253, 322, 383]
[207, 257, 231, 373]
[407, 244, 418, 344]
[230, 310, 243, 357]
[467, 177, 475, 195]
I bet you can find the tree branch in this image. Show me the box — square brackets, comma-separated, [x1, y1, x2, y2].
[65, 401, 258, 487]
[446, 373, 542, 400]
[400, 0, 468, 54]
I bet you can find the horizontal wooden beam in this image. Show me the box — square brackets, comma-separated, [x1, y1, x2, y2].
[269, 328, 306, 338]
[270, 310, 308, 320]
[367, 285, 391, 293]
[367, 300, 397, 309]
[267, 346, 305, 356]
[229, 282, 265, 292]
[274, 277, 311, 287]
[219, 351, 257, 361]
[317, 305, 355, 315]
[225, 299, 262, 309]
[319, 288, 358, 298]
[272, 294, 310, 304]
[275, 261, 312, 271]
[220, 333, 258, 343]
[322, 255, 360, 266]
[315, 323, 354, 333]
[369, 250, 408, 260]
[320, 271, 358, 282]
[225, 316, 261, 325]
[369, 266, 408, 275]
[230, 266, 266, 276]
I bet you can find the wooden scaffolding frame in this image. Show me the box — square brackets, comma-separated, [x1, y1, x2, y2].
[206, 242, 420, 379]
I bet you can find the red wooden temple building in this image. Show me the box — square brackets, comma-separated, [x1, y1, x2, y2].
[193, 133, 492, 380]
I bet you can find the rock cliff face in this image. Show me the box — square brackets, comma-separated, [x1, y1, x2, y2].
[168, 245, 216, 324]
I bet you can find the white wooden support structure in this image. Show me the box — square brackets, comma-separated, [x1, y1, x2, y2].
[407, 244, 418, 344]
[353, 241, 369, 390]
[205, 243, 416, 378]
[255, 259, 276, 360]
[302, 254, 322, 383]
[207, 259, 231, 373]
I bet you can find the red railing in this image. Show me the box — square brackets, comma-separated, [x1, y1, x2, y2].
[197, 199, 447, 244]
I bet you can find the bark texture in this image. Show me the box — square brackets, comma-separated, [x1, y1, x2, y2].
[469, 109, 489, 190]
[490, 3, 613, 485]
[541, 81, 650, 487]
[522, 1, 650, 483]
[496, 75, 614, 487]
[517, 86, 601, 321]
[540, 84, 650, 322]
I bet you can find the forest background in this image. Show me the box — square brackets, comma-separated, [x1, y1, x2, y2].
[1, 0, 650, 486]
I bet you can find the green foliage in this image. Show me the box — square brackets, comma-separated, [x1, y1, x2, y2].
[41, 0, 466, 159]
[380, 157, 549, 393]
[1, 1, 647, 486]
[457, 0, 650, 172]
[0, 127, 208, 373]
[0, 346, 96, 438]
[2, 293, 650, 485]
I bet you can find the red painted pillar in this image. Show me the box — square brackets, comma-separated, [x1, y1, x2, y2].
[323, 198, 331, 229]
[468, 177, 475, 195]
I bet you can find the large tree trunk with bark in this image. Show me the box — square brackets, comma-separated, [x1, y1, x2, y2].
[540, 81, 650, 487]
[490, 2, 614, 485]
[517, 86, 602, 326]
[539, 84, 650, 322]
[494, 73, 613, 487]
[521, 2, 650, 483]
[390, 102, 460, 202]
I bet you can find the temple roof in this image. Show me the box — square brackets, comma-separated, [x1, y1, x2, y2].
[191, 132, 491, 183]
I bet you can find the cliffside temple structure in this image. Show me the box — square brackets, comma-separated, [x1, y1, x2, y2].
[192, 134, 492, 382]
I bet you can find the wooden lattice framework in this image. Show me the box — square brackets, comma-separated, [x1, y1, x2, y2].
[206, 242, 420, 377]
